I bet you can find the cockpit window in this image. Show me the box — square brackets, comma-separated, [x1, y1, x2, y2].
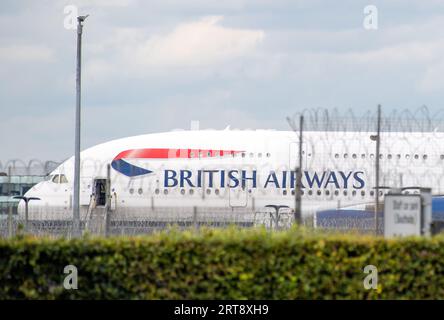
[49, 174, 68, 184]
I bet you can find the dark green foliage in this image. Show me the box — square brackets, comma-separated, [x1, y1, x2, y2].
[1, 227, 443, 299]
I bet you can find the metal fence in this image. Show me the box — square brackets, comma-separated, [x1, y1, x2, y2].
[0, 159, 59, 177]
[0, 159, 60, 237]
[286, 106, 444, 133]
[0, 206, 315, 238]
[1, 106, 444, 238]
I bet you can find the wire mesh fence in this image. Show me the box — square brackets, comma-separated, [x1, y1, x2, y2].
[0, 159, 62, 237]
[0, 159, 59, 177]
[0, 206, 314, 238]
[1, 106, 444, 238]
[287, 106, 444, 133]
[0, 202, 388, 238]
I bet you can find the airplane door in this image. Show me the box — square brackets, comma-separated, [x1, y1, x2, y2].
[79, 177, 107, 206]
[93, 179, 107, 207]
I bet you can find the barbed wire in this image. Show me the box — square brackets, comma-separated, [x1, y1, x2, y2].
[287, 105, 444, 132]
[0, 159, 59, 176]
[2, 106, 444, 238]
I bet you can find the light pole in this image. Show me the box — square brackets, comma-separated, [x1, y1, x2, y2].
[73, 15, 89, 237]
[286, 114, 304, 225]
[370, 104, 382, 235]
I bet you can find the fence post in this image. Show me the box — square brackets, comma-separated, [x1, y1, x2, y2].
[105, 164, 111, 237]
[25, 200, 29, 233]
[7, 166, 12, 238]
[8, 198, 13, 238]
[295, 115, 303, 225]
[193, 206, 198, 230]
[375, 104, 381, 235]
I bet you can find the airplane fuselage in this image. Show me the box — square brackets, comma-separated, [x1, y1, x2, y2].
[19, 129, 444, 219]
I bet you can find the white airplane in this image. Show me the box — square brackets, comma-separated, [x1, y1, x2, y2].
[17, 129, 444, 222]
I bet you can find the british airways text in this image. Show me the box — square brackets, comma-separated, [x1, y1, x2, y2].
[163, 170, 365, 189]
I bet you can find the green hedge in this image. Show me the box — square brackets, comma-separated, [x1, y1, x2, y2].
[1, 228, 444, 299]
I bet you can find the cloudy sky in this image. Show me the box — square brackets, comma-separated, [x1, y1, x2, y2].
[1, 0, 444, 164]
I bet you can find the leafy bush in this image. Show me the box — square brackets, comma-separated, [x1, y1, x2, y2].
[1, 227, 443, 299]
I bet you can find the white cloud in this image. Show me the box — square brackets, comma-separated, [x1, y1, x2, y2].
[338, 41, 441, 65]
[87, 16, 264, 79]
[0, 45, 54, 62]
[419, 60, 444, 93]
[133, 16, 264, 67]
[73, 0, 134, 8]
